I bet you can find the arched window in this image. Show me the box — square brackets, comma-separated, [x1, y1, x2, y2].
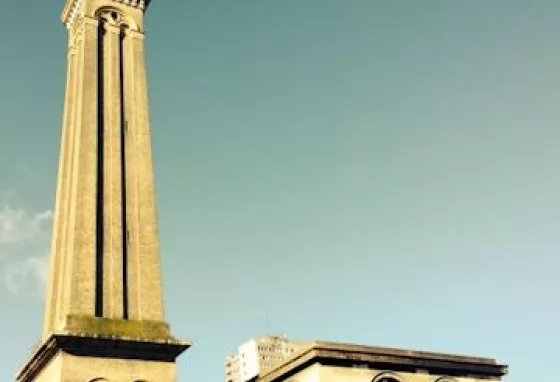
[372, 372, 403, 382]
[94, 6, 139, 31]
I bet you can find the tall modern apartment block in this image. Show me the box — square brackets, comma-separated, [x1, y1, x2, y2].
[17, 0, 189, 381]
[225, 336, 310, 382]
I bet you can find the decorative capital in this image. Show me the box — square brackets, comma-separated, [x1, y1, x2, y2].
[126, 28, 145, 40]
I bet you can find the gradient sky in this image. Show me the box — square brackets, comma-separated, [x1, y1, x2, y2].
[0, 1, 558, 381]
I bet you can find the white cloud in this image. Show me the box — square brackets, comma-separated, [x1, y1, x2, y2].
[3, 255, 49, 295]
[0, 206, 52, 245]
[0, 202, 52, 296]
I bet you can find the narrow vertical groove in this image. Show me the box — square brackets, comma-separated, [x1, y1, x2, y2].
[95, 21, 105, 317]
[120, 27, 129, 320]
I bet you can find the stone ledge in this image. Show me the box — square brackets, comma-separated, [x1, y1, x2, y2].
[258, 342, 508, 382]
[65, 315, 173, 341]
[17, 332, 191, 382]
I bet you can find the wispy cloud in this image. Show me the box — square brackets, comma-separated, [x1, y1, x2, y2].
[0, 196, 52, 296]
[0, 206, 52, 245]
[2, 255, 50, 294]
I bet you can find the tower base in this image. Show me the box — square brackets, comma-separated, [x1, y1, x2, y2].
[17, 319, 190, 382]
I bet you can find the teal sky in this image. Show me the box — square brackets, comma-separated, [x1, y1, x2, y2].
[0, 1, 558, 381]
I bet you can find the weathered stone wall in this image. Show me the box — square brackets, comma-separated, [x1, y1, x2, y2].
[34, 352, 177, 382]
[284, 364, 503, 382]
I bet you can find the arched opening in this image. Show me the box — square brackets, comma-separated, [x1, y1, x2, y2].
[372, 372, 403, 382]
[94, 6, 139, 31]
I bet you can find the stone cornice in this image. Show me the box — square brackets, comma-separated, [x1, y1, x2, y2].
[257, 342, 508, 382]
[112, 0, 151, 10]
[61, 0, 151, 27]
[17, 332, 191, 382]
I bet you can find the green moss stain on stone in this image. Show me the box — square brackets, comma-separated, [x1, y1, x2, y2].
[65, 315, 172, 340]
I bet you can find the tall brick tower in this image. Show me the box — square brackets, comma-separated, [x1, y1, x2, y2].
[17, 0, 189, 381]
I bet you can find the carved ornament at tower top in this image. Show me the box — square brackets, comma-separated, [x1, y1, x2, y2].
[61, 0, 151, 28]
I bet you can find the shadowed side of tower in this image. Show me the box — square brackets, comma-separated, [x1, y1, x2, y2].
[17, 0, 190, 381]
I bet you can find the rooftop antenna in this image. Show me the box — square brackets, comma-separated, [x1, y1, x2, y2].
[265, 312, 271, 336]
